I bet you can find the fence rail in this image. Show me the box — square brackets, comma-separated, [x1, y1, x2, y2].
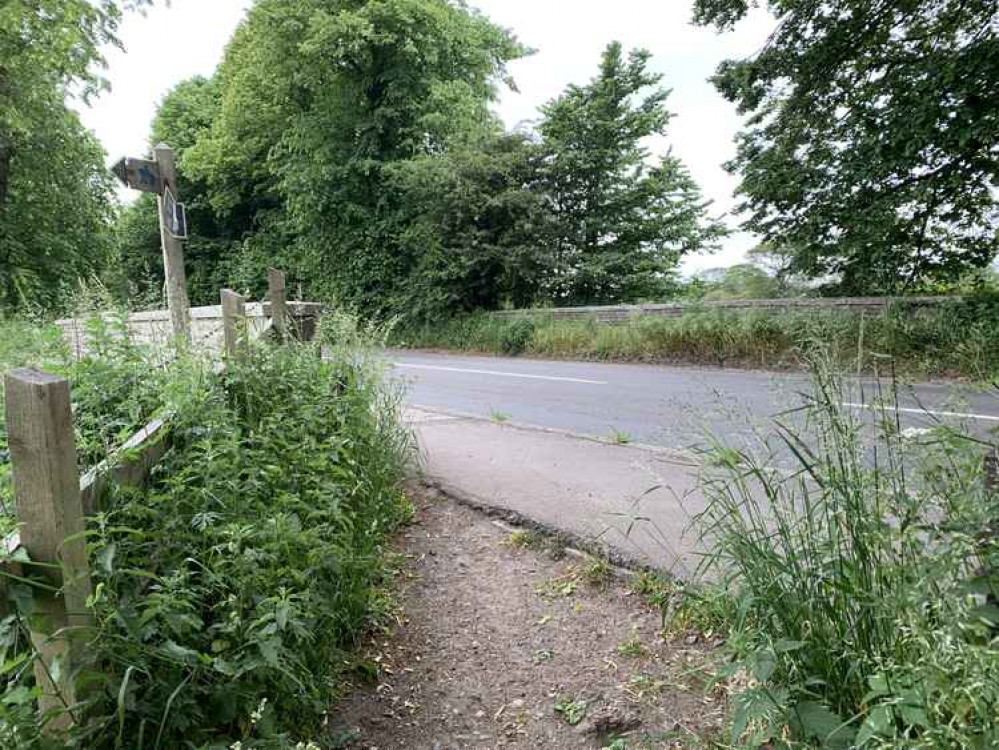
[491, 296, 958, 325]
[0, 269, 316, 733]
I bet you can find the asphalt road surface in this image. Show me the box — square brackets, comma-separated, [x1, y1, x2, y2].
[389, 349, 999, 456]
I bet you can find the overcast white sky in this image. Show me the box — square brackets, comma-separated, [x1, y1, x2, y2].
[78, 0, 776, 273]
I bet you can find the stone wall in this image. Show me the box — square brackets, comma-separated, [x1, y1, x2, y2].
[490, 297, 955, 325]
[57, 302, 322, 359]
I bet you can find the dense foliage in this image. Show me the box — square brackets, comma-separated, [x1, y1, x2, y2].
[696, 359, 999, 747]
[114, 2, 721, 317]
[0, 317, 411, 747]
[0, 1, 152, 311]
[693, 0, 999, 293]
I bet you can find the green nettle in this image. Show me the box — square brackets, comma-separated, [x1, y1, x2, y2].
[0, 315, 412, 747]
[693, 0, 999, 293]
[538, 42, 726, 305]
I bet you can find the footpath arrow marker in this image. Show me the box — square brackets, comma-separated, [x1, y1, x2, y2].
[111, 156, 163, 194]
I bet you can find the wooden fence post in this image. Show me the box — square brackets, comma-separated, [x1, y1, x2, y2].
[4, 369, 93, 730]
[153, 144, 191, 345]
[268, 268, 288, 342]
[220, 289, 247, 361]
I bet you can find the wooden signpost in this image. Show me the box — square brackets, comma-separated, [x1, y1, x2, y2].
[111, 144, 190, 343]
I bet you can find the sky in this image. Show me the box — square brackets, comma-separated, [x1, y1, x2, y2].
[78, 0, 776, 273]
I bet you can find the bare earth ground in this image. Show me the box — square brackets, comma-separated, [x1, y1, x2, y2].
[329, 488, 726, 749]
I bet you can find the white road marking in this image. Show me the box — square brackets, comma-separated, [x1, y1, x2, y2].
[395, 363, 608, 385]
[841, 402, 999, 422]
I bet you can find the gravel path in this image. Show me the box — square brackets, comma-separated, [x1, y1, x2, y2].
[329, 488, 726, 749]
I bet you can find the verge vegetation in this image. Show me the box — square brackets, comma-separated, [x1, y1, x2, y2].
[0, 313, 411, 748]
[643, 354, 999, 748]
[393, 292, 999, 379]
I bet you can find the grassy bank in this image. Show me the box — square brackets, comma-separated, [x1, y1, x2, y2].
[0, 315, 412, 748]
[393, 294, 999, 379]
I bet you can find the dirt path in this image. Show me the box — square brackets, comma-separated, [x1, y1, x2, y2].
[329, 488, 726, 749]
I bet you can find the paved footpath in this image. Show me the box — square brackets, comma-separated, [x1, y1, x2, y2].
[406, 406, 710, 575]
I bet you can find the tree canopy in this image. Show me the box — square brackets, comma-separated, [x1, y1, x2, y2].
[694, 0, 999, 293]
[0, 0, 152, 311]
[539, 42, 726, 305]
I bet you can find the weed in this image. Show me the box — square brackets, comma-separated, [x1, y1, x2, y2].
[609, 429, 633, 445]
[584, 557, 613, 587]
[553, 694, 589, 726]
[616, 636, 649, 659]
[0, 313, 413, 748]
[532, 648, 554, 663]
[537, 573, 577, 599]
[490, 409, 511, 423]
[391, 293, 999, 379]
[695, 350, 999, 747]
[602, 738, 628, 750]
[504, 529, 539, 549]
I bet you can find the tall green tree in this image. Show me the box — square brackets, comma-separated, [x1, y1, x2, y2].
[537, 42, 725, 306]
[0, 0, 152, 311]
[185, 0, 528, 310]
[693, 0, 999, 293]
[388, 132, 554, 316]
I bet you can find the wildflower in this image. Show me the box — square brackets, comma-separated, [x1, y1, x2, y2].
[251, 697, 268, 724]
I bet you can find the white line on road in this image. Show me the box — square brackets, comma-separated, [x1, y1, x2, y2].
[842, 402, 999, 422]
[395, 363, 608, 385]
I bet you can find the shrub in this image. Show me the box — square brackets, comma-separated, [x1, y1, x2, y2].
[500, 318, 536, 355]
[0, 317, 412, 748]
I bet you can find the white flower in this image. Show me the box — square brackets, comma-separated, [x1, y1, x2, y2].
[251, 696, 268, 724]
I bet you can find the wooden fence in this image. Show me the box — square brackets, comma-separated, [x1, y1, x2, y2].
[0, 270, 314, 732]
[490, 296, 958, 326]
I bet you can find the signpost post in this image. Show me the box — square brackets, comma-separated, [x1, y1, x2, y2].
[111, 144, 191, 343]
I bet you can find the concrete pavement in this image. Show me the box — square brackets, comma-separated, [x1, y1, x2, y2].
[406, 405, 710, 574]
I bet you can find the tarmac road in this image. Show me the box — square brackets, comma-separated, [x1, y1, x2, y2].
[389, 349, 999, 455]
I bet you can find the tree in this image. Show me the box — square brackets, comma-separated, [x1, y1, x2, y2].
[693, 0, 999, 293]
[388, 133, 554, 316]
[537, 42, 725, 305]
[0, 0, 153, 311]
[184, 0, 528, 311]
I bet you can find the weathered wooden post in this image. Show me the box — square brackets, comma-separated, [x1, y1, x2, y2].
[220, 289, 248, 361]
[154, 144, 191, 344]
[268, 268, 288, 342]
[111, 145, 190, 344]
[4, 369, 93, 730]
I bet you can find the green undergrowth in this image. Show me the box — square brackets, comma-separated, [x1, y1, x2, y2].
[674, 354, 999, 748]
[392, 293, 999, 379]
[0, 313, 412, 748]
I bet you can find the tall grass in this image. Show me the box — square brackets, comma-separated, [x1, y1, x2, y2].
[392, 293, 999, 379]
[693, 354, 999, 748]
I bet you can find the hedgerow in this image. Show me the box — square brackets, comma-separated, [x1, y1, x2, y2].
[0, 314, 412, 748]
